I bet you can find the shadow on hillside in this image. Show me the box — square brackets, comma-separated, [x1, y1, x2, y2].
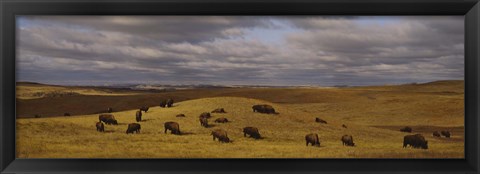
[179, 132, 195, 135]
[140, 119, 154, 122]
[205, 124, 216, 128]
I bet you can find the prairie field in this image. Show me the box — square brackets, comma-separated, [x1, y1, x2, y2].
[16, 80, 464, 158]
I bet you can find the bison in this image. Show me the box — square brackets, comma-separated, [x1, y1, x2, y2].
[342, 124, 347, 128]
[252, 104, 277, 114]
[140, 106, 149, 113]
[305, 133, 320, 147]
[214, 117, 229, 123]
[341, 135, 355, 146]
[199, 112, 211, 119]
[176, 114, 186, 117]
[433, 131, 441, 137]
[99, 114, 118, 125]
[315, 118, 327, 124]
[126, 123, 141, 134]
[403, 134, 428, 149]
[243, 127, 261, 139]
[200, 117, 209, 127]
[166, 99, 174, 107]
[211, 108, 226, 113]
[34, 114, 41, 118]
[160, 100, 167, 108]
[400, 126, 412, 133]
[211, 129, 230, 143]
[164, 122, 181, 135]
[107, 107, 113, 113]
[135, 110, 142, 122]
[64, 113, 71, 116]
[96, 122, 104, 132]
[441, 131, 451, 138]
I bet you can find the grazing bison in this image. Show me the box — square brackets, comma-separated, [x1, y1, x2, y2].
[176, 114, 186, 117]
[136, 110, 142, 122]
[342, 124, 347, 128]
[441, 131, 451, 138]
[104, 118, 118, 125]
[243, 127, 261, 139]
[403, 134, 428, 149]
[433, 131, 441, 137]
[34, 114, 41, 118]
[252, 104, 277, 114]
[214, 117, 229, 123]
[211, 129, 230, 143]
[212, 108, 226, 113]
[200, 117, 209, 127]
[199, 112, 211, 119]
[400, 126, 412, 133]
[107, 107, 113, 113]
[341, 135, 355, 146]
[166, 99, 174, 107]
[315, 118, 327, 124]
[99, 114, 118, 125]
[305, 133, 320, 147]
[160, 100, 167, 108]
[164, 122, 181, 135]
[140, 106, 149, 113]
[96, 122, 104, 132]
[64, 113, 71, 116]
[126, 123, 141, 134]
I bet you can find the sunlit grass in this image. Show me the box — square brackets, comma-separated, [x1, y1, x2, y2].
[16, 97, 464, 158]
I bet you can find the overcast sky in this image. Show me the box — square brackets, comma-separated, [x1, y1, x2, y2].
[16, 16, 464, 86]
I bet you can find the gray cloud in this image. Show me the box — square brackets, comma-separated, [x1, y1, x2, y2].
[17, 16, 464, 86]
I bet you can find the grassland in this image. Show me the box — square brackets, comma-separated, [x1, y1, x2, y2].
[16, 80, 464, 158]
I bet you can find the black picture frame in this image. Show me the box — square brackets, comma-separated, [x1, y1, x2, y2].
[1, 0, 479, 173]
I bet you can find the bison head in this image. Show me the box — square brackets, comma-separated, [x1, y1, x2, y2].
[422, 141, 428, 149]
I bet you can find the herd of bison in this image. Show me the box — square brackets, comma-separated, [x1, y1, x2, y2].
[80, 98, 453, 149]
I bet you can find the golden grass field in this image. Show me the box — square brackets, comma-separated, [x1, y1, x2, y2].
[16, 81, 464, 158]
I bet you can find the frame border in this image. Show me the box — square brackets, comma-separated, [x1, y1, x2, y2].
[1, 0, 479, 173]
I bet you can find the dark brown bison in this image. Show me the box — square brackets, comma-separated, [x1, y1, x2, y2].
[107, 107, 113, 113]
[96, 122, 104, 132]
[315, 118, 327, 124]
[140, 106, 149, 113]
[441, 131, 451, 138]
[342, 124, 347, 128]
[160, 100, 167, 108]
[99, 114, 118, 125]
[64, 113, 71, 116]
[164, 122, 181, 135]
[214, 117, 229, 123]
[211, 129, 230, 143]
[305, 133, 320, 147]
[126, 123, 141, 134]
[341, 135, 355, 146]
[433, 131, 441, 137]
[200, 117, 209, 127]
[211, 108, 226, 113]
[176, 114, 186, 117]
[403, 134, 428, 149]
[34, 114, 41, 118]
[400, 126, 412, 133]
[135, 110, 142, 122]
[243, 127, 261, 139]
[252, 104, 277, 114]
[199, 112, 211, 119]
[166, 99, 174, 107]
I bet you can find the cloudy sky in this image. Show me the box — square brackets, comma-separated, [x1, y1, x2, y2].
[16, 16, 464, 86]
